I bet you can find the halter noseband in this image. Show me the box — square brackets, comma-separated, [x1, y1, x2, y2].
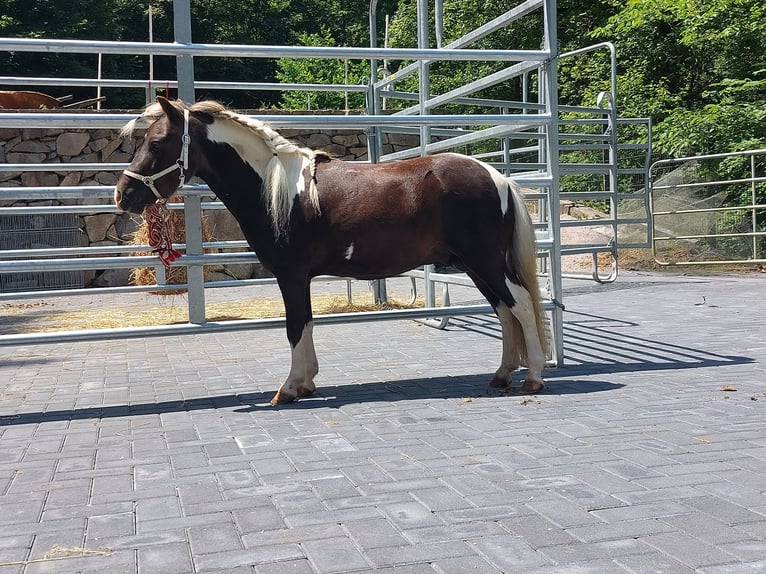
[123, 108, 191, 203]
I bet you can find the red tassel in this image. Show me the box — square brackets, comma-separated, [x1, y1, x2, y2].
[143, 201, 183, 269]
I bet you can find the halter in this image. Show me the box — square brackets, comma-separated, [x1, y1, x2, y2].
[123, 108, 191, 203]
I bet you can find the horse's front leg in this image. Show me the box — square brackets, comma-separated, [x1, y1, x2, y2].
[271, 278, 319, 405]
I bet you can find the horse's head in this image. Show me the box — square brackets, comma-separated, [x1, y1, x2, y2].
[115, 96, 204, 214]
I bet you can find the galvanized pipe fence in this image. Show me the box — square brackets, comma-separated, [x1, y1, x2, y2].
[0, 0, 650, 368]
[649, 149, 766, 266]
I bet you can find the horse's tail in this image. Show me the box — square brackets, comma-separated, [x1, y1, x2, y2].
[506, 179, 549, 363]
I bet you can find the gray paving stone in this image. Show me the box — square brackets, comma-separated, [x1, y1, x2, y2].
[365, 541, 473, 569]
[525, 494, 603, 529]
[699, 560, 766, 573]
[403, 520, 508, 545]
[469, 534, 554, 570]
[567, 518, 676, 543]
[380, 500, 444, 529]
[432, 555, 503, 573]
[301, 536, 370, 573]
[642, 531, 739, 569]
[188, 522, 244, 554]
[1, 273, 765, 573]
[192, 544, 305, 572]
[662, 512, 755, 545]
[615, 553, 696, 573]
[538, 538, 656, 565]
[255, 559, 316, 574]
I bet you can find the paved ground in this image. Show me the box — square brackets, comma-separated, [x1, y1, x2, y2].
[0, 271, 765, 573]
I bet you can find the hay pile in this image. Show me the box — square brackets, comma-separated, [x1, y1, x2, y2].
[130, 197, 214, 291]
[2, 294, 425, 334]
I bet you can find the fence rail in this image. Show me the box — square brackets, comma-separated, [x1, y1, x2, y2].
[649, 149, 766, 265]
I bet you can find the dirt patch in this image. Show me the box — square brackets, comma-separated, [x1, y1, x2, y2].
[0, 294, 425, 335]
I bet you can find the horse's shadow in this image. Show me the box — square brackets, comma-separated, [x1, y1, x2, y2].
[1, 351, 750, 425]
[0, 374, 624, 426]
[0, 309, 755, 425]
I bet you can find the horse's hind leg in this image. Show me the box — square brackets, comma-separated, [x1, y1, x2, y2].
[490, 304, 519, 389]
[466, 267, 546, 394]
[500, 281, 546, 394]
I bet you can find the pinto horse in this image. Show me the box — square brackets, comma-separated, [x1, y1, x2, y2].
[115, 97, 549, 404]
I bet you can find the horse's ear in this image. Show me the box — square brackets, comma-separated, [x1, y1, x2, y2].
[157, 96, 184, 125]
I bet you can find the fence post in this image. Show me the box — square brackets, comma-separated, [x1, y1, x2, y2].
[173, 0, 195, 103]
[183, 193, 206, 324]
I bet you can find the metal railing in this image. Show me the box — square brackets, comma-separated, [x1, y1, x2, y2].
[0, 0, 566, 365]
[649, 149, 766, 265]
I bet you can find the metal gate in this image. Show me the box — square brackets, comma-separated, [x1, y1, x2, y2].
[0, 213, 83, 291]
[649, 149, 766, 266]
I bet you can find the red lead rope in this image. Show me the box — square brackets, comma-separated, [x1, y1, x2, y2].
[143, 201, 183, 269]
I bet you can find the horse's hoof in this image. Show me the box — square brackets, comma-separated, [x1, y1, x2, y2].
[296, 385, 315, 398]
[488, 376, 511, 389]
[519, 378, 545, 394]
[270, 390, 296, 405]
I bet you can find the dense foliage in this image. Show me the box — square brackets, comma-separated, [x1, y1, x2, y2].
[1, 0, 764, 157]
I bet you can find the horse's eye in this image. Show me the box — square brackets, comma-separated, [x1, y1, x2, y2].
[149, 140, 162, 152]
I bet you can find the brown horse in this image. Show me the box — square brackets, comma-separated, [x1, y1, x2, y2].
[115, 97, 548, 405]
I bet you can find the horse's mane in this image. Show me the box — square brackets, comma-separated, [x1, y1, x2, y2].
[122, 99, 323, 238]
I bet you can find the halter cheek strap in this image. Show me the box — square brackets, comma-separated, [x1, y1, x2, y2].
[123, 108, 191, 203]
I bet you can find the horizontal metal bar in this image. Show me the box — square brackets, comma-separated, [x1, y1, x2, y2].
[654, 231, 765, 241]
[512, 175, 554, 188]
[560, 245, 615, 256]
[0, 252, 259, 274]
[0, 186, 115, 200]
[651, 175, 766, 191]
[0, 239, 251, 259]
[0, 274, 349, 303]
[0, 76, 171, 89]
[560, 218, 615, 228]
[0, 113, 136, 129]
[558, 105, 611, 115]
[652, 204, 765, 217]
[559, 164, 614, 175]
[653, 257, 766, 267]
[650, 148, 766, 171]
[0, 112, 551, 130]
[0, 205, 121, 215]
[0, 163, 125, 173]
[0, 76, 367, 94]
[0, 37, 550, 62]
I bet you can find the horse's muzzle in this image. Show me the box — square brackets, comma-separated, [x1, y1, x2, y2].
[114, 178, 153, 214]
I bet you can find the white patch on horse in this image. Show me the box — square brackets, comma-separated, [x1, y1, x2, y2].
[278, 322, 317, 399]
[344, 243, 354, 260]
[504, 278, 545, 381]
[460, 153, 515, 215]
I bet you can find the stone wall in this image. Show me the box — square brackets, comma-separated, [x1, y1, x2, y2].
[0, 117, 419, 288]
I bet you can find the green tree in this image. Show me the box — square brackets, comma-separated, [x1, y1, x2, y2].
[0, 0, 149, 108]
[275, 30, 369, 110]
[592, 0, 766, 156]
